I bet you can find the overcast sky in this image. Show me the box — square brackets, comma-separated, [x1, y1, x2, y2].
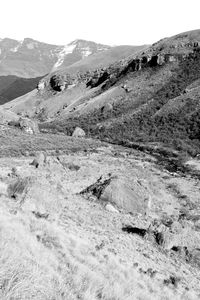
[1, 0, 200, 46]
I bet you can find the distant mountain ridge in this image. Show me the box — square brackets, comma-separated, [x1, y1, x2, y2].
[0, 37, 148, 104]
[0, 38, 111, 78]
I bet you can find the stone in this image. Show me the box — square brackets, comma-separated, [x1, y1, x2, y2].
[157, 54, 165, 65]
[72, 127, 86, 138]
[100, 177, 150, 215]
[101, 103, 113, 113]
[105, 203, 119, 213]
[168, 55, 177, 62]
[30, 152, 46, 168]
[37, 81, 45, 90]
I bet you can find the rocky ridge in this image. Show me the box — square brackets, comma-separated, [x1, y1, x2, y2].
[38, 35, 200, 95]
[0, 38, 111, 77]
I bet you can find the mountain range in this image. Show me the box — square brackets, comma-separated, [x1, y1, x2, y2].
[0, 38, 111, 77]
[0, 38, 148, 103]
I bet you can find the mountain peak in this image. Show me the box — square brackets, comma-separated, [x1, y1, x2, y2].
[23, 38, 37, 43]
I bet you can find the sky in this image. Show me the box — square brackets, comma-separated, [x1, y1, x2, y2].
[0, 0, 200, 46]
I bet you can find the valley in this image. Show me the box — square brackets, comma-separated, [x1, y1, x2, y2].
[1, 29, 200, 299]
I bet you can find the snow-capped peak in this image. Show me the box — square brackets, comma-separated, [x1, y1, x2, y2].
[10, 40, 23, 52]
[53, 44, 76, 69]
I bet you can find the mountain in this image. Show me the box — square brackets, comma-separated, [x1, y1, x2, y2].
[0, 38, 111, 78]
[3, 30, 200, 299]
[0, 38, 147, 104]
[6, 29, 200, 156]
[5, 29, 200, 155]
[1, 44, 149, 118]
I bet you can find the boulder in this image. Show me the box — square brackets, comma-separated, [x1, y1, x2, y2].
[105, 203, 119, 213]
[19, 118, 39, 134]
[72, 127, 86, 138]
[100, 177, 150, 215]
[30, 152, 46, 168]
[37, 81, 45, 91]
[101, 103, 113, 113]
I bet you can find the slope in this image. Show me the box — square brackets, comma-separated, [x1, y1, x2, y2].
[0, 38, 111, 77]
[3, 44, 149, 117]
[38, 29, 200, 155]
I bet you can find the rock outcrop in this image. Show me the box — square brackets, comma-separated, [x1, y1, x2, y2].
[43, 49, 199, 96]
[72, 127, 86, 138]
[49, 75, 66, 92]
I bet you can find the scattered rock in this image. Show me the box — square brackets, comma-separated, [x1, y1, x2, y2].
[148, 219, 170, 247]
[80, 174, 113, 199]
[37, 81, 45, 90]
[72, 127, 86, 138]
[101, 103, 113, 114]
[121, 84, 132, 92]
[30, 152, 47, 168]
[122, 226, 147, 237]
[163, 276, 181, 288]
[32, 211, 49, 219]
[105, 203, 119, 213]
[9, 167, 18, 177]
[65, 162, 80, 171]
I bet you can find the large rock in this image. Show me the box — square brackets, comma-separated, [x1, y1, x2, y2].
[72, 127, 86, 138]
[101, 103, 113, 114]
[30, 152, 47, 168]
[100, 177, 150, 215]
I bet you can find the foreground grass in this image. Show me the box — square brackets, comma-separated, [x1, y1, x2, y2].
[0, 204, 198, 300]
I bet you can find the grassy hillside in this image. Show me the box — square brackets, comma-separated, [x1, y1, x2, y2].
[55, 45, 149, 75]
[42, 48, 200, 156]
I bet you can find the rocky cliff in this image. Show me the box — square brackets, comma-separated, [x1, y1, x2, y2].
[38, 31, 200, 95]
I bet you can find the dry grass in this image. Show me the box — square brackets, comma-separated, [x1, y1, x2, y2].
[0, 205, 198, 300]
[0, 126, 103, 158]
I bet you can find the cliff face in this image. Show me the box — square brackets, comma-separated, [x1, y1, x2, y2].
[37, 29, 200, 94]
[38, 42, 200, 94]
